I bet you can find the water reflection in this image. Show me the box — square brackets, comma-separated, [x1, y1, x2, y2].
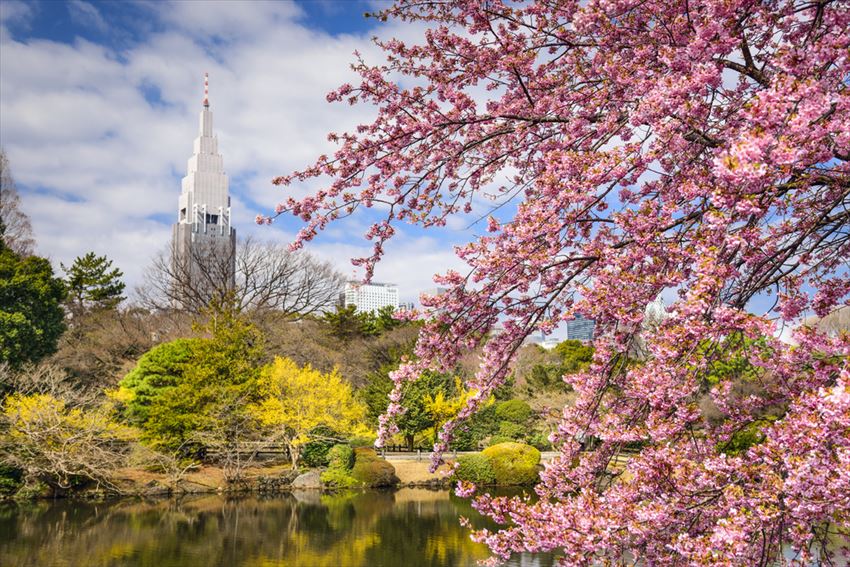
[0, 489, 555, 567]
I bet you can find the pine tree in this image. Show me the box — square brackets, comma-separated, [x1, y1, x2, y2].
[61, 252, 126, 314]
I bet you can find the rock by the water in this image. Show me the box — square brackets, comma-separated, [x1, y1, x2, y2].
[291, 470, 322, 489]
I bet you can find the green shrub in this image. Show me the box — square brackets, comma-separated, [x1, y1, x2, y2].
[301, 442, 330, 467]
[450, 404, 499, 450]
[495, 399, 532, 424]
[320, 467, 359, 489]
[327, 444, 355, 471]
[528, 432, 552, 451]
[350, 448, 397, 487]
[0, 465, 22, 497]
[498, 421, 526, 440]
[348, 435, 377, 448]
[301, 428, 340, 468]
[486, 435, 514, 447]
[482, 442, 541, 485]
[454, 454, 496, 485]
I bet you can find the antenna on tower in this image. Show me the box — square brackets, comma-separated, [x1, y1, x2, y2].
[203, 72, 209, 107]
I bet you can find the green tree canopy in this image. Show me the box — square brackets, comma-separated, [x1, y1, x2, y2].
[322, 304, 405, 342]
[525, 340, 594, 393]
[142, 306, 265, 454]
[554, 340, 595, 373]
[495, 399, 533, 424]
[117, 338, 202, 426]
[362, 363, 455, 450]
[0, 242, 66, 370]
[61, 252, 125, 313]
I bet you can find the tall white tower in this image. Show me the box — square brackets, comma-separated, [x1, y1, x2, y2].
[172, 73, 236, 308]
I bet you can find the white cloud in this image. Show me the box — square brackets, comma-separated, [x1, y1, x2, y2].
[1, 1, 462, 303]
[67, 0, 108, 32]
[0, 0, 32, 29]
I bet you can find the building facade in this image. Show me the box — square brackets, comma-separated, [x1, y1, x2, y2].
[566, 315, 595, 342]
[341, 281, 400, 313]
[172, 74, 236, 306]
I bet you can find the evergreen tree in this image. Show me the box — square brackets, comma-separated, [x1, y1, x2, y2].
[117, 338, 202, 426]
[323, 304, 405, 342]
[142, 304, 265, 454]
[362, 364, 454, 450]
[322, 304, 371, 342]
[0, 241, 66, 370]
[61, 252, 125, 313]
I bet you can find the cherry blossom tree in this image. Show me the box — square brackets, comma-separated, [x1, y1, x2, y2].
[267, 0, 849, 564]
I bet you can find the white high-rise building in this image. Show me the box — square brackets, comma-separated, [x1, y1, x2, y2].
[341, 281, 400, 313]
[172, 74, 236, 305]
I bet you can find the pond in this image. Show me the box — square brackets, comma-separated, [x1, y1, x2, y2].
[0, 488, 556, 567]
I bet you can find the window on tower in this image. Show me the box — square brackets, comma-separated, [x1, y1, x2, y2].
[180, 208, 187, 221]
[206, 213, 219, 225]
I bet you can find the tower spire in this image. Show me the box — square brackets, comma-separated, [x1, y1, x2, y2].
[203, 72, 209, 107]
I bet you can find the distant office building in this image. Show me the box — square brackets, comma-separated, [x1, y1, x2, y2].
[341, 281, 400, 313]
[566, 315, 595, 341]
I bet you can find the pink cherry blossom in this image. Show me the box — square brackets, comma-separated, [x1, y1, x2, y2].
[270, 1, 850, 564]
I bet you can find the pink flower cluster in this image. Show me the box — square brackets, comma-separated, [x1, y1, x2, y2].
[271, 0, 850, 564]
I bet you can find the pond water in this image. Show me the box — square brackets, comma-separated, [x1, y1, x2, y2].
[0, 488, 555, 567]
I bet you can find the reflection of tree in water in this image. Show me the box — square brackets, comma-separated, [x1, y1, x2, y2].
[0, 490, 553, 567]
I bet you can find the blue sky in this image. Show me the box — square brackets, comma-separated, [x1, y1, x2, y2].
[0, 0, 792, 332]
[0, 0, 476, 305]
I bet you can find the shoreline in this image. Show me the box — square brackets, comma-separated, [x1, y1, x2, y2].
[1, 459, 458, 501]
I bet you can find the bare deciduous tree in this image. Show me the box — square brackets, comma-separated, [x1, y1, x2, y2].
[138, 236, 344, 318]
[129, 442, 200, 491]
[0, 149, 35, 256]
[0, 362, 100, 406]
[0, 389, 135, 494]
[50, 306, 193, 390]
[191, 393, 261, 486]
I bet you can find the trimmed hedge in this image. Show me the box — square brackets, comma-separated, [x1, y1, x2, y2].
[348, 435, 377, 448]
[481, 442, 540, 485]
[327, 444, 355, 471]
[454, 454, 496, 485]
[495, 399, 532, 424]
[350, 448, 398, 487]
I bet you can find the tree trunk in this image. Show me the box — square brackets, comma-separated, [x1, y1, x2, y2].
[288, 443, 300, 469]
[405, 433, 414, 451]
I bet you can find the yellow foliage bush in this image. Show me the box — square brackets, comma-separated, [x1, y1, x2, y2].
[250, 357, 369, 466]
[1, 393, 136, 491]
